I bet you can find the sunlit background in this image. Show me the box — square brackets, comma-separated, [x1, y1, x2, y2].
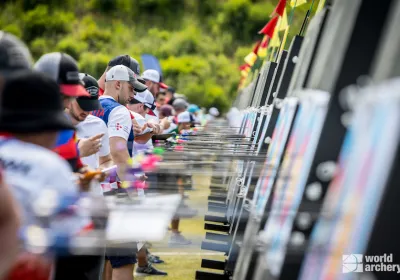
[0, 0, 312, 113]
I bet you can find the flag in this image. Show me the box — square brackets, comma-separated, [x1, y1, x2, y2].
[260, 36, 270, 48]
[271, 0, 287, 17]
[244, 41, 261, 66]
[241, 69, 250, 77]
[258, 47, 267, 58]
[244, 52, 258, 66]
[270, 30, 281, 47]
[238, 77, 247, 89]
[258, 16, 279, 37]
[141, 54, 163, 75]
[277, 8, 289, 31]
[239, 64, 251, 71]
[279, 26, 289, 53]
[239, 64, 251, 76]
[252, 40, 261, 55]
[290, 0, 307, 7]
[258, 36, 269, 58]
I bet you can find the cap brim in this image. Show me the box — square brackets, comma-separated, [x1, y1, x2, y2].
[60, 84, 90, 97]
[133, 80, 148, 93]
[77, 99, 103, 111]
[159, 82, 169, 89]
[137, 76, 146, 84]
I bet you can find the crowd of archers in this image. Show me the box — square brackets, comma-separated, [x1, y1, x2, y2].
[0, 31, 221, 280]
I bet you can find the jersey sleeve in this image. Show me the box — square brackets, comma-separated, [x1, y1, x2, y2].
[99, 121, 110, 157]
[107, 106, 132, 140]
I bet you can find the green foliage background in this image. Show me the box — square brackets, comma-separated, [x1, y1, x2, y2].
[0, 0, 311, 112]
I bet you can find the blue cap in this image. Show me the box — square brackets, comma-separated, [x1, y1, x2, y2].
[188, 104, 200, 113]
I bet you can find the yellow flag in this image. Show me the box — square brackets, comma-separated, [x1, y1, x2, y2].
[258, 36, 269, 58]
[244, 52, 257, 66]
[277, 8, 289, 31]
[290, 0, 307, 7]
[258, 46, 267, 58]
[279, 26, 290, 53]
[270, 29, 281, 48]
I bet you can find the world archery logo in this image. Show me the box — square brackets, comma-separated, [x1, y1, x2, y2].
[342, 254, 363, 273]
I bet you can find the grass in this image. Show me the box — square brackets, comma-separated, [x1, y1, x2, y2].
[135, 174, 226, 279]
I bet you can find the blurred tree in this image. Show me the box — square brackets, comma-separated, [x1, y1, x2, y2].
[56, 37, 88, 60]
[0, 0, 310, 112]
[79, 52, 111, 78]
[1, 24, 23, 38]
[30, 37, 50, 59]
[22, 5, 74, 42]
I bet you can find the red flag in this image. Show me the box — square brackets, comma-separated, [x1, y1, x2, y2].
[252, 40, 262, 55]
[258, 16, 279, 37]
[271, 0, 287, 17]
[260, 36, 270, 48]
[239, 64, 250, 71]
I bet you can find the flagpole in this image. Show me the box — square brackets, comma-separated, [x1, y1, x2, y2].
[288, 0, 298, 25]
[279, 26, 290, 56]
[273, 5, 288, 61]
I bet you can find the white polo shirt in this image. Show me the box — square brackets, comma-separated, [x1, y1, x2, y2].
[76, 114, 110, 169]
[98, 96, 132, 141]
[0, 137, 88, 234]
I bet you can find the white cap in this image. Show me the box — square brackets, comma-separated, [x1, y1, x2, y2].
[142, 69, 161, 83]
[133, 90, 155, 110]
[106, 65, 147, 92]
[209, 107, 219, 117]
[177, 111, 191, 123]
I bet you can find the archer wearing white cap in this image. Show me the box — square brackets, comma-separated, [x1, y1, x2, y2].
[127, 90, 159, 153]
[177, 111, 192, 133]
[93, 65, 154, 280]
[93, 65, 140, 173]
[142, 69, 168, 96]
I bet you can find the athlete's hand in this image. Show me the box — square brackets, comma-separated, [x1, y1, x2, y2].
[132, 119, 144, 135]
[78, 133, 104, 157]
[77, 167, 105, 192]
[146, 122, 161, 134]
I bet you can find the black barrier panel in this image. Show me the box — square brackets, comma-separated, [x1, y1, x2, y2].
[371, 0, 400, 82]
[276, 0, 395, 279]
[249, 73, 261, 108]
[260, 37, 303, 156]
[288, 8, 330, 94]
[259, 62, 277, 107]
[265, 51, 288, 105]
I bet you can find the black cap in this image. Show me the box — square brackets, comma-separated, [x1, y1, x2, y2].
[108, 55, 145, 84]
[167, 86, 176, 93]
[0, 31, 33, 76]
[77, 73, 102, 111]
[0, 70, 75, 133]
[34, 52, 89, 97]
